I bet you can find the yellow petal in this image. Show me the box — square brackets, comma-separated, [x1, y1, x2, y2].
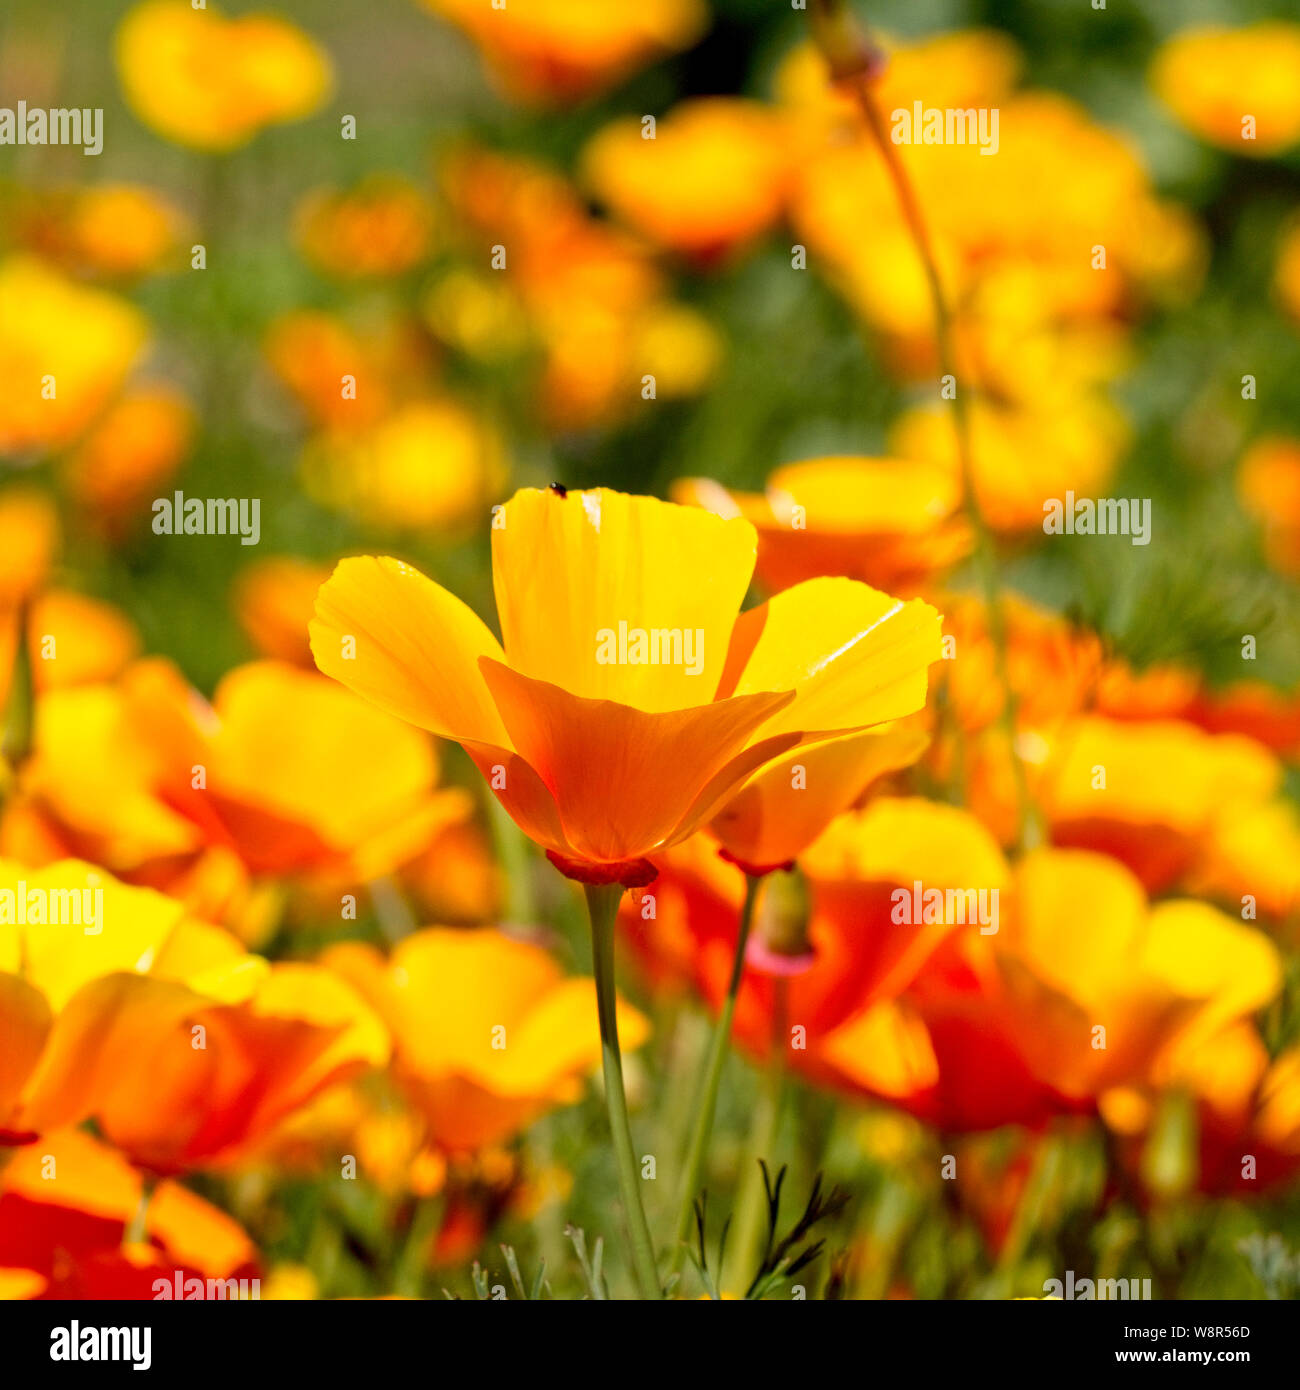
[210, 660, 439, 852]
[481, 977, 648, 1097]
[491, 487, 756, 712]
[1141, 901, 1282, 1055]
[311, 555, 509, 746]
[712, 726, 930, 869]
[723, 576, 942, 737]
[1005, 848, 1148, 1009]
[13, 860, 188, 1012]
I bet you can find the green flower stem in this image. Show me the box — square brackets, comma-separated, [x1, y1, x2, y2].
[585, 882, 662, 1299]
[669, 873, 761, 1275]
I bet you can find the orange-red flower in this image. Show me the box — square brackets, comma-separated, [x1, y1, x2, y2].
[623, 800, 1008, 1074]
[0, 859, 389, 1169]
[818, 849, 1282, 1131]
[1032, 717, 1281, 892]
[0, 1128, 258, 1298]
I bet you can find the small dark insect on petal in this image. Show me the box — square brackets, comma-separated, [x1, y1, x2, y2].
[548, 482, 568, 498]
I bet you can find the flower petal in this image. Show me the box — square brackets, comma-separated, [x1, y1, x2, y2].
[710, 725, 930, 871]
[722, 576, 942, 736]
[491, 487, 756, 712]
[481, 658, 794, 863]
[311, 556, 510, 746]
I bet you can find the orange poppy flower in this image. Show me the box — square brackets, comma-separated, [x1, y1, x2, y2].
[0, 1128, 258, 1299]
[1034, 716, 1281, 892]
[436, 145, 719, 430]
[294, 175, 436, 279]
[263, 311, 412, 432]
[0, 489, 59, 608]
[0, 492, 142, 715]
[1237, 436, 1300, 578]
[64, 385, 195, 536]
[672, 458, 972, 596]
[790, 71, 1198, 387]
[417, 0, 708, 106]
[311, 487, 942, 886]
[623, 799, 1007, 1070]
[818, 849, 1281, 1131]
[0, 858, 388, 1169]
[18, 184, 188, 280]
[8, 660, 471, 921]
[232, 557, 333, 668]
[581, 99, 793, 264]
[324, 927, 648, 1151]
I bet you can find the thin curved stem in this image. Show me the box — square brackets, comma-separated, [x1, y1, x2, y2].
[585, 882, 662, 1299]
[669, 873, 762, 1274]
[810, 0, 1039, 849]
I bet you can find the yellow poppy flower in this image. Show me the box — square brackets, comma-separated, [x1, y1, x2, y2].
[1151, 24, 1300, 156]
[115, 1, 332, 152]
[0, 257, 146, 457]
[418, 0, 707, 106]
[0, 858, 388, 1168]
[311, 488, 942, 885]
[324, 927, 648, 1150]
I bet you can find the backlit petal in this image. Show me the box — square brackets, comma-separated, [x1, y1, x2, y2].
[311, 555, 509, 746]
[491, 487, 756, 712]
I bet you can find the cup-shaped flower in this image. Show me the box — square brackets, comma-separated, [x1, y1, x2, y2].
[311, 487, 942, 887]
